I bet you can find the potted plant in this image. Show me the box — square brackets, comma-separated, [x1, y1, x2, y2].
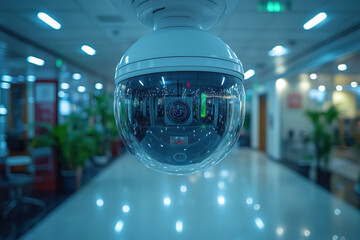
[89, 124, 109, 166]
[108, 112, 123, 158]
[305, 105, 339, 190]
[32, 113, 96, 192]
[296, 131, 315, 178]
[88, 93, 123, 160]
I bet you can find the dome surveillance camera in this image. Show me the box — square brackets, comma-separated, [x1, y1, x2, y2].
[113, 0, 245, 175]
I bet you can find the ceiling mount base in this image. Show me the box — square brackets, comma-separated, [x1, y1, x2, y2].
[113, 0, 237, 30]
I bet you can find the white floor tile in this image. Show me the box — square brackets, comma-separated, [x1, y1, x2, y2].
[21, 148, 360, 240]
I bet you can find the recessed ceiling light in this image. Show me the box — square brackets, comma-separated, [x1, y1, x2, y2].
[268, 45, 289, 57]
[303, 229, 311, 237]
[61, 83, 70, 90]
[122, 205, 130, 213]
[276, 78, 287, 89]
[58, 91, 66, 98]
[95, 83, 103, 90]
[351, 81, 358, 88]
[81, 45, 96, 56]
[217, 196, 225, 205]
[77, 86, 86, 93]
[96, 199, 104, 207]
[72, 73, 82, 80]
[175, 220, 183, 233]
[336, 85, 343, 91]
[310, 73, 317, 80]
[318, 85, 326, 92]
[276, 227, 285, 236]
[337, 64, 347, 71]
[255, 218, 264, 229]
[303, 12, 327, 30]
[163, 197, 171, 206]
[0, 105, 8, 115]
[244, 69, 255, 80]
[1, 82, 11, 89]
[27, 56, 45, 66]
[1, 75, 12, 82]
[37, 12, 61, 30]
[180, 185, 187, 193]
[114, 221, 123, 232]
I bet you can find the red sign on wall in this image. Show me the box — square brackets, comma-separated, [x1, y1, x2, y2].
[287, 93, 302, 109]
[34, 80, 58, 192]
[35, 80, 58, 133]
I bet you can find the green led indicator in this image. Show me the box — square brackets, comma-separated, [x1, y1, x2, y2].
[267, 1, 274, 12]
[56, 58, 63, 68]
[258, 1, 288, 12]
[201, 93, 207, 118]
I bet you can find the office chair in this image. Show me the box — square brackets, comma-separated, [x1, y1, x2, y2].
[1, 155, 46, 218]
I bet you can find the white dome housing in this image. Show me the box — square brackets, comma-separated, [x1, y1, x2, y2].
[115, 27, 244, 82]
[113, 0, 246, 175]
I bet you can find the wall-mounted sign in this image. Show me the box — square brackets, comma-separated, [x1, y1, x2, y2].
[35, 81, 57, 132]
[287, 93, 302, 109]
[35, 79, 58, 192]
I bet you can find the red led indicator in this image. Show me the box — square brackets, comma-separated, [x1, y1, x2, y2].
[186, 83, 190, 87]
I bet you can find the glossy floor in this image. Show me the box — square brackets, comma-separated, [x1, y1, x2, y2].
[21, 148, 360, 240]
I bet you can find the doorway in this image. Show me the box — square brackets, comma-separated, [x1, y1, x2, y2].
[259, 94, 267, 152]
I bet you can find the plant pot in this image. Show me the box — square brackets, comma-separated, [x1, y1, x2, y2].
[238, 134, 250, 147]
[60, 170, 77, 193]
[281, 160, 310, 178]
[60, 167, 83, 193]
[93, 155, 108, 166]
[316, 167, 331, 190]
[111, 138, 123, 158]
[296, 164, 311, 178]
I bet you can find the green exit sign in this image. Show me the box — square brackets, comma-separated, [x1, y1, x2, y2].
[258, 1, 291, 12]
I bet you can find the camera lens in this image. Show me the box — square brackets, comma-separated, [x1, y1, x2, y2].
[174, 107, 182, 117]
[167, 101, 190, 124]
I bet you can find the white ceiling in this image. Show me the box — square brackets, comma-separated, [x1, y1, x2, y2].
[1, 0, 360, 84]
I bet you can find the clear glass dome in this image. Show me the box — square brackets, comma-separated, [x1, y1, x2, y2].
[114, 71, 245, 175]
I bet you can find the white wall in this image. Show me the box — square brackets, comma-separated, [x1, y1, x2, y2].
[280, 74, 333, 141]
[333, 91, 357, 118]
[250, 79, 282, 160]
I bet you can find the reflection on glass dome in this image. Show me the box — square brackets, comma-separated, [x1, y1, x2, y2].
[114, 71, 245, 174]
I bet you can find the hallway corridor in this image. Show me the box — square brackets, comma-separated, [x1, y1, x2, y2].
[21, 148, 360, 240]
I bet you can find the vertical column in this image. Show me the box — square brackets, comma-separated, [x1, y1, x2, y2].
[27, 81, 35, 139]
[269, 79, 283, 160]
[0, 87, 9, 161]
[251, 92, 259, 149]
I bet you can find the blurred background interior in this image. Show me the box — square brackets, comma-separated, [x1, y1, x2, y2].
[0, 0, 360, 239]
